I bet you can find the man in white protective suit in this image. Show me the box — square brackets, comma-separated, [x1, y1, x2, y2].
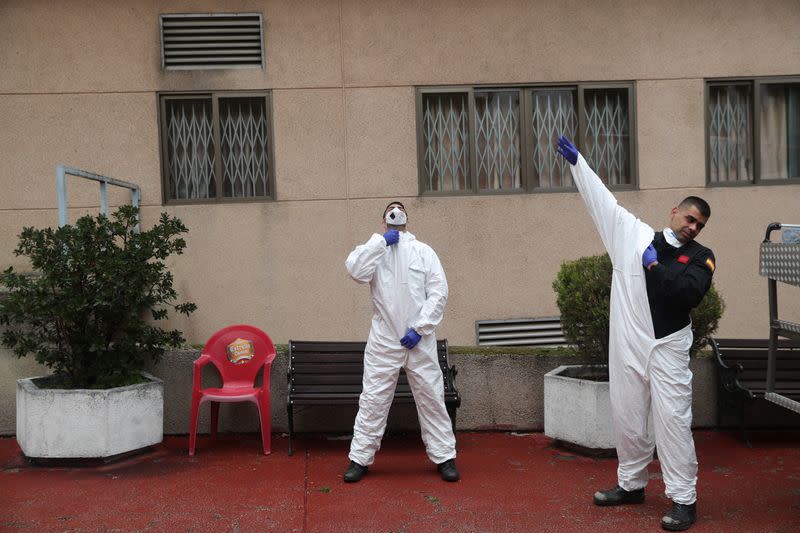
[342, 201, 459, 483]
[557, 136, 715, 532]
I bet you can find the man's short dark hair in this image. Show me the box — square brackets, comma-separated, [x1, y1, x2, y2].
[383, 201, 406, 217]
[679, 196, 710, 218]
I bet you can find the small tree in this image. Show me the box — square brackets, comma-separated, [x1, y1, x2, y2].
[552, 253, 725, 364]
[689, 281, 725, 357]
[0, 206, 196, 389]
[553, 254, 612, 363]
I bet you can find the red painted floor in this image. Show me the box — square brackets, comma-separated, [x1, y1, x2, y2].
[1, 430, 799, 532]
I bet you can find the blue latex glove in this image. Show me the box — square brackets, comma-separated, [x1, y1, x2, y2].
[556, 135, 579, 165]
[642, 243, 658, 269]
[383, 229, 399, 246]
[400, 328, 422, 349]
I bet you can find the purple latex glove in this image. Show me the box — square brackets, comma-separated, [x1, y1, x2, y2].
[642, 243, 658, 269]
[556, 135, 579, 165]
[400, 328, 421, 349]
[383, 229, 399, 246]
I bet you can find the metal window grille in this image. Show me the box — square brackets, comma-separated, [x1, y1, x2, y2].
[161, 93, 273, 203]
[530, 89, 578, 188]
[708, 84, 753, 183]
[165, 98, 216, 199]
[421, 93, 470, 191]
[583, 88, 630, 186]
[418, 84, 634, 194]
[160, 13, 264, 70]
[475, 91, 521, 190]
[475, 317, 568, 347]
[220, 98, 270, 198]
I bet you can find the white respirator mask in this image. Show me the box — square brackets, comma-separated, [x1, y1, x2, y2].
[664, 227, 682, 247]
[385, 207, 407, 226]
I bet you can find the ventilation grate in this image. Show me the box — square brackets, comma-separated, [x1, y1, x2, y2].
[475, 317, 568, 347]
[160, 13, 264, 70]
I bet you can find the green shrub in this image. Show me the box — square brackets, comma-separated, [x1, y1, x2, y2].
[552, 253, 724, 363]
[689, 282, 725, 357]
[552, 254, 612, 363]
[0, 206, 196, 389]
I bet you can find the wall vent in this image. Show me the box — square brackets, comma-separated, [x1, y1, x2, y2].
[160, 13, 264, 70]
[475, 317, 568, 347]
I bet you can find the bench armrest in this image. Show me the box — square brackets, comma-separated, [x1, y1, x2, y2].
[711, 339, 754, 398]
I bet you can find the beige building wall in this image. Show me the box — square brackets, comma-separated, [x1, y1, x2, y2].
[1, 0, 799, 347]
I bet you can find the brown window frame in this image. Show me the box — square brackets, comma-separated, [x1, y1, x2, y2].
[158, 90, 276, 205]
[415, 82, 638, 196]
[705, 76, 800, 187]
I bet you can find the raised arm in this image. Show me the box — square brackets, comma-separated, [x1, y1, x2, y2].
[557, 135, 644, 259]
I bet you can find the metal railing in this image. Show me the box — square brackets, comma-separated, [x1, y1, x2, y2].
[760, 222, 800, 414]
[56, 164, 141, 232]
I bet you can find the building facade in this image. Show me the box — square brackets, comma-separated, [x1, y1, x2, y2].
[2, 0, 799, 346]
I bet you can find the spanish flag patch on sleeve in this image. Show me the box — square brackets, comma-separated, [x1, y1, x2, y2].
[705, 257, 716, 273]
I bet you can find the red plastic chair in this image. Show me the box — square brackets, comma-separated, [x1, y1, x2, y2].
[189, 325, 277, 455]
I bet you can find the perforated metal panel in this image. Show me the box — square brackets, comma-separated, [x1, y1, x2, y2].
[765, 392, 800, 414]
[774, 319, 800, 336]
[475, 317, 567, 347]
[759, 242, 800, 287]
[160, 14, 264, 70]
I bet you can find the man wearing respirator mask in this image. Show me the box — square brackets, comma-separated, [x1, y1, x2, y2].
[342, 201, 458, 483]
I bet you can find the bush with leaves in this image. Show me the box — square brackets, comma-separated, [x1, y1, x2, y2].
[552, 253, 725, 364]
[0, 206, 196, 389]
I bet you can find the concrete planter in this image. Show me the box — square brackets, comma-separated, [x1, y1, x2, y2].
[544, 364, 614, 450]
[16, 372, 163, 459]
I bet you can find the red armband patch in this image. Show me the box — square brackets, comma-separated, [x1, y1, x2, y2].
[677, 255, 690, 264]
[705, 257, 716, 273]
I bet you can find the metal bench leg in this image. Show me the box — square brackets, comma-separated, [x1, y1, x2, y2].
[736, 395, 752, 448]
[287, 403, 294, 456]
[716, 386, 725, 429]
[447, 405, 457, 433]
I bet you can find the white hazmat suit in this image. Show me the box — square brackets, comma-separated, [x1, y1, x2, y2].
[345, 230, 456, 466]
[570, 154, 698, 505]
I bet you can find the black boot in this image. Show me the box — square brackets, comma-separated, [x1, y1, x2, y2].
[661, 501, 696, 531]
[437, 459, 460, 482]
[343, 460, 368, 483]
[592, 485, 645, 506]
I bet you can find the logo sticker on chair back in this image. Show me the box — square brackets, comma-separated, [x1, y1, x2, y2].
[227, 338, 255, 365]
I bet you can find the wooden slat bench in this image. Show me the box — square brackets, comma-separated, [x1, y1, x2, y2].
[711, 337, 800, 446]
[286, 339, 461, 455]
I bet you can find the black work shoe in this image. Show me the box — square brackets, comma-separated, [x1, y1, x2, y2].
[437, 459, 460, 482]
[592, 485, 645, 506]
[343, 460, 368, 483]
[661, 501, 696, 531]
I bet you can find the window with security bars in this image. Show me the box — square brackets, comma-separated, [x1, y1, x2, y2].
[707, 78, 800, 185]
[160, 92, 274, 203]
[417, 84, 634, 194]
